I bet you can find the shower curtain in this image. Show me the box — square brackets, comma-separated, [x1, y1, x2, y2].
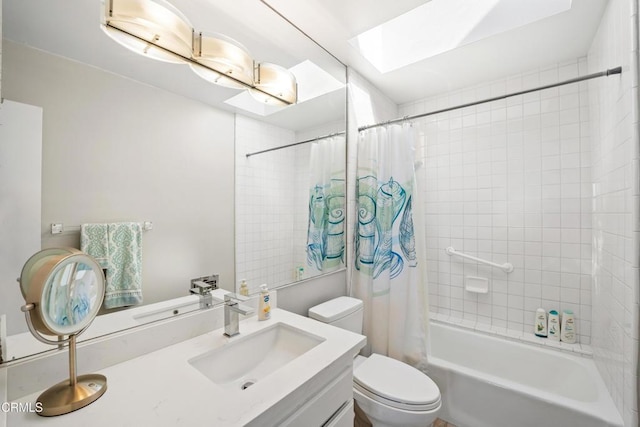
[353, 123, 428, 369]
[306, 134, 346, 274]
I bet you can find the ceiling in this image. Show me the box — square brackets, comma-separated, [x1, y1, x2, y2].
[265, 0, 609, 105]
[3, 0, 609, 114]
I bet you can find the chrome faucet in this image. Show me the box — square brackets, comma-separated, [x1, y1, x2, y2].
[224, 294, 255, 337]
[190, 275, 218, 309]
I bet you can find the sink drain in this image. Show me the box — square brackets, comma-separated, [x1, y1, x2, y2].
[241, 380, 256, 390]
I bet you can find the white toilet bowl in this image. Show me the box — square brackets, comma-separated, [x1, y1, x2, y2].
[308, 297, 442, 427]
[353, 354, 441, 427]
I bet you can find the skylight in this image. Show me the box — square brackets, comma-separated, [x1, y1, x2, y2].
[349, 0, 572, 73]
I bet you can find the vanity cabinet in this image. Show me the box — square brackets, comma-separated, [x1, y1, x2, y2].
[325, 400, 355, 427]
[277, 366, 353, 427]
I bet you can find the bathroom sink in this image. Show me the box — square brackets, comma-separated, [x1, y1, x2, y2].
[188, 323, 325, 391]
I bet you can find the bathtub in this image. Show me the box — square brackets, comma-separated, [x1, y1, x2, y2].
[427, 322, 623, 427]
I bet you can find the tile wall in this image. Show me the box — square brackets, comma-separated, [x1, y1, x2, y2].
[588, 0, 639, 424]
[235, 115, 298, 293]
[400, 58, 593, 344]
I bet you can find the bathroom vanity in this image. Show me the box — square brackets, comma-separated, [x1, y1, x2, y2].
[5, 308, 365, 426]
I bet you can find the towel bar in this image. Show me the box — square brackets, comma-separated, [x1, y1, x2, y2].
[50, 221, 153, 235]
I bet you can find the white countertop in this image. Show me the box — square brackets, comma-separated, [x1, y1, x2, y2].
[8, 309, 365, 427]
[5, 290, 233, 362]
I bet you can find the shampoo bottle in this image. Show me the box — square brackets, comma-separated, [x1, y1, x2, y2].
[239, 279, 249, 297]
[560, 309, 576, 343]
[258, 284, 271, 321]
[547, 310, 560, 341]
[534, 308, 547, 337]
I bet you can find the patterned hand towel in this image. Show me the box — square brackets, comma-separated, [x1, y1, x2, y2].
[81, 222, 143, 309]
[81, 223, 109, 270]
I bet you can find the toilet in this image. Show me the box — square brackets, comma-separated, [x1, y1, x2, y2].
[308, 296, 441, 427]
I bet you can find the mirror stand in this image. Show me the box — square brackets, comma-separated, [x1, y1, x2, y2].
[18, 248, 108, 416]
[21, 303, 107, 416]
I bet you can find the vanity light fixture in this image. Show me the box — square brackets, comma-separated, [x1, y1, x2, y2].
[190, 32, 255, 89]
[251, 62, 298, 105]
[101, 0, 297, 105]
[102, 0, 193, 64]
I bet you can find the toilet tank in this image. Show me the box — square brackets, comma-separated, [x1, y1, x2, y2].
[308, 297, 363, 334]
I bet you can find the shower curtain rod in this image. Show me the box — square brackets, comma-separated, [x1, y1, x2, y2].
[358, 66, 622, 131]
[245, 131, 346, 157]
[245, 66, 621, 157]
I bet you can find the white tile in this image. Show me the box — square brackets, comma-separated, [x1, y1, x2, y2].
[406, 57, 599, 359]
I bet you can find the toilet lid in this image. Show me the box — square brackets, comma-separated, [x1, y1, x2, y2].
[308, 296, 363, 323]
[354, 354, 441, 411]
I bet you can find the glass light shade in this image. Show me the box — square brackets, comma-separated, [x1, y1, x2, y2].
[250, 62, 298, 105]
[102, 0, 193, 64]
[190, 34, 254, 89]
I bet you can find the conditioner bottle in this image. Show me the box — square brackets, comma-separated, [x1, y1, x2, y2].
[534, 308, 547, 337]
[560, 310, 576, 343]
[547, 310, 560, 341]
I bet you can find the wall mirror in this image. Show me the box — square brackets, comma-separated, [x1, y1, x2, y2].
[1, 0, 346, 362]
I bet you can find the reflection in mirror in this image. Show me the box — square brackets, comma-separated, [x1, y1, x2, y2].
[1, 0, 346, 363]
[236, 128, 346, 293]
[42, 260, 99, 331]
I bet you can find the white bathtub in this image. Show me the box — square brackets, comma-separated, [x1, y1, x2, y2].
[427, 322, 623, 427]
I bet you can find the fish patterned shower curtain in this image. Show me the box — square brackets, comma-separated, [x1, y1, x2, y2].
[306, 134, 346, 274]
[353, 122, 429, 369]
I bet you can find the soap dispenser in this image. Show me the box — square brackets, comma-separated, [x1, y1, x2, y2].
[258, 284, 271, 321]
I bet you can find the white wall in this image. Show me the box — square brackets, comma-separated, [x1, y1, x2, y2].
[400, 58, 593, 344]
[0, 100, 42, 336]
[0, 0, 3, 98]
[588, 0, 639, 425]
[2, 41, 236, 311]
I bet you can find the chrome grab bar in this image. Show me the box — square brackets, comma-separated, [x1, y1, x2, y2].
[445, 247, 514, 273]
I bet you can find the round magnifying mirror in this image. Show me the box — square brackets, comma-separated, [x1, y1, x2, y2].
[24, 251, 105, 337]
[19, 248, 77, 300]
[18, 249, 107, 416]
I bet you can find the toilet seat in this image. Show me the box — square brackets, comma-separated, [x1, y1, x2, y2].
[353, 354, 441, 412]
